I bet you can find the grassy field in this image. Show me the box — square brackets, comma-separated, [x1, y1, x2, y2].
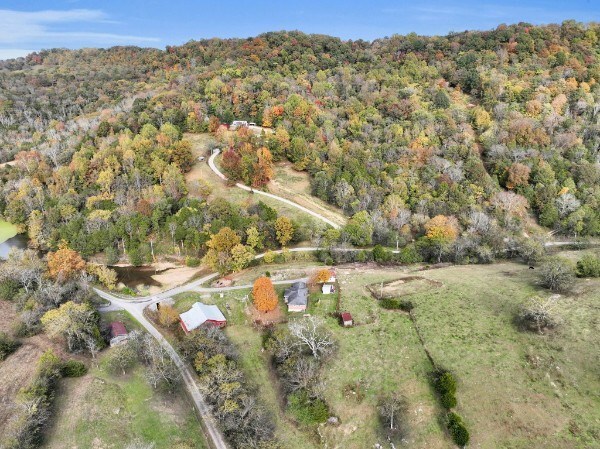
[44, 311, 209, 449]
[170, 255, 599, 449]
[318, 258, 600, 448]
[0, 220, 17, 244]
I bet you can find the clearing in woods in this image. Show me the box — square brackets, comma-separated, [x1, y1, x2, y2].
[268, 162, 347, 228]
[184, 132, 343, 228]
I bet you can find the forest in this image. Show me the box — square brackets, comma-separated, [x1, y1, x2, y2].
[1, 21, 599, 268]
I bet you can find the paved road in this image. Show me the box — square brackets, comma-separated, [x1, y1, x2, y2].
[208, 150, 341, 229]
[94, 273, 308, 449]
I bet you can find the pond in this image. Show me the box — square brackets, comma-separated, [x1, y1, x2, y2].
[110, 265, 168, 288]
[0, 220, 27, 260]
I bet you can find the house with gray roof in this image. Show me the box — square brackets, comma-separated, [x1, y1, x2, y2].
[284, 281, 308, 312]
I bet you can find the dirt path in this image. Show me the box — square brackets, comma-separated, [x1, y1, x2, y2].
[209, 150, 341, 229]
[94, 284, 230, 449]
[269, 163, 346, 228]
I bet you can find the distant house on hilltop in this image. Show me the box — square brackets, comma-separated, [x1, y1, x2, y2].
[109, 321, 129, 347]
[180, 302, 227, 333]
[284, 281, 308, 312]
[230, 120, 248, 130]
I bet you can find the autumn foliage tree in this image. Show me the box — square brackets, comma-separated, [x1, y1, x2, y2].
[423, 215, 459, 262]
[275, 216, 294, 247]
[158, 304, 180, 327]
[506, 163, 531, 189]
[202, 227, 241, 274]
[310, 268, 332, 286]
[47, 244, 86, 282]
[252, 276, 278, 313]
[252, 147, 274, 187]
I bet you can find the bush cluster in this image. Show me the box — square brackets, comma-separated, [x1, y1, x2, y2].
[0, 278, 20, 301]
[432, 369, 458, 409]
[185, 256, 201, 267]
[379, 298, 414, 312]
[447, 412, 470, 446]
[0, 332, 20, 361]
[1, 350, 62, 449]
[576, 254, 600, 278]
[287, 390, 329, 425]
[62, 359, 88, 377]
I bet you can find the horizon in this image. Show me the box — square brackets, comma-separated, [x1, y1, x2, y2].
[1, 0, 599, 60]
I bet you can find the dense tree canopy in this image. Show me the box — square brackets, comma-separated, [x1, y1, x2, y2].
[1, 22, 600, 268]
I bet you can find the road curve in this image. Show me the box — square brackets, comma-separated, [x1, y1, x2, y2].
[94, 274, 309, 449]
[208, 150, 341, 229]
[95, 286, 230, 449]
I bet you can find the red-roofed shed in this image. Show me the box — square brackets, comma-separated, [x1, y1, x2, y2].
[109, 321, 128, 346]
[340, 312, 353, 327]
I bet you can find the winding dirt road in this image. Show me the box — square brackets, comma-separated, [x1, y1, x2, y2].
[208, 150, 341, 229]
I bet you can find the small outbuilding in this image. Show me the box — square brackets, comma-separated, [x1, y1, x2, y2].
[326, 268, 336, 283]
[322, 284, 335, 295]
[180, 302, 227, 333]
[109, 321, 129, 347]
[340, 312, 353, 327]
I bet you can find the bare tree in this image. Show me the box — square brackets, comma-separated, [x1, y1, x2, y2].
[379, 394, 409, 434]
[288, 316, 335, 359]
[143, 340, 181, 390]
[518, 295, 561, 334]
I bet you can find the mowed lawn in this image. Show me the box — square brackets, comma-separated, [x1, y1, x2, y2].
[44, 312, 208, 449]
[319, 260, 599, 449]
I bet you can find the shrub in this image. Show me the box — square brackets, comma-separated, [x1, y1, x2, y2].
[440, 391, 457, 409]
[576, 254, 600, 278]
[447, 412, 470, 446]
[373, 245, 392, 263]
[62, 359, 87, 377]
[380, 298, 400, 309]
[518, 238, 545, 265]
[398, 244, 423, 264]
[0, 278, 20, 301]
[539, 257, 575, 292]
[432, 369, 457, 410]
[0, 332, 19, 360]
[380, 298, 414, 312]
[121, 287, 136, 296]
[185, 256, 201, 267]
[287, 390, 329, 425]
[517, 295, 559, 334]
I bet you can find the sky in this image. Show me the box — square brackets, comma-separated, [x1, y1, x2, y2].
[0, 0, 599, 60]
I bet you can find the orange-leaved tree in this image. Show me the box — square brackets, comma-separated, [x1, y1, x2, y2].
[314, 268, 332, 284]
[252, 276, 278, 313]
[47, 243, 86, 282]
